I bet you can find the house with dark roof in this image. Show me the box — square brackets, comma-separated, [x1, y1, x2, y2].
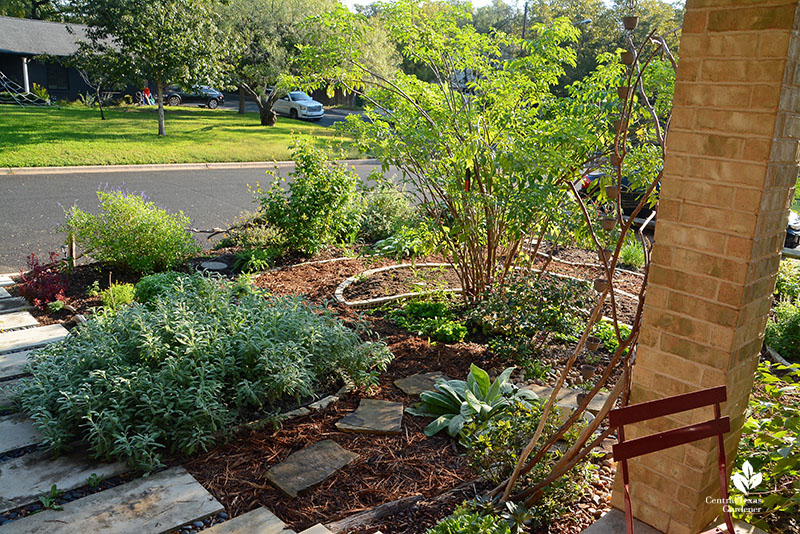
[0, 15, 93, 100]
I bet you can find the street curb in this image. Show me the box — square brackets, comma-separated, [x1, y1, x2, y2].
[1, 158, 379, 176]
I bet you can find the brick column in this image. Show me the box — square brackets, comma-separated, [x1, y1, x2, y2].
[610, 1, 800, 532]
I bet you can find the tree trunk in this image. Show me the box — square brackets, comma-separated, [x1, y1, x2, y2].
[96, 85, 105, 120]
[259, 105, 276, 126]
[242, 84, 276, 126]
[238, 86, 246, 114]
[156, 79, 165, 136]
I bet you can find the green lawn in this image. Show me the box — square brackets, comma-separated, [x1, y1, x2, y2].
[0, 105, 358, 167]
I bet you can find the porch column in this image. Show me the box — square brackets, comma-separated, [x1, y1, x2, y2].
[22, 57, 29, 93]
[611, 0, 800, 532]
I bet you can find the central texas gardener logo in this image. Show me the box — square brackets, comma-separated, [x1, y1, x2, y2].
[731, 460, 762, 494]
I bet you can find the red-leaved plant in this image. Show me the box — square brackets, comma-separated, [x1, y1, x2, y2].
[19, 252, 68, 310]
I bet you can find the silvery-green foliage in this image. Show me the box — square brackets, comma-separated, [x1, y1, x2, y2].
[16, 274, 392, 472]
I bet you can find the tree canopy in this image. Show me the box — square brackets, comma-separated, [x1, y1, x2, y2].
[72, 0, 227, 135]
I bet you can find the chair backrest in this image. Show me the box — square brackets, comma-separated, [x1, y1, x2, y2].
[609, 385, 730, 462]
[608, 385, 735, 534]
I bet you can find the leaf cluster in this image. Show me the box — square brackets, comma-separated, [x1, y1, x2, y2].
[406, 364, 537, 439]
[62, 189, 200, 274]
[16, 273, 392, 471]
[389, 298, 467, 343]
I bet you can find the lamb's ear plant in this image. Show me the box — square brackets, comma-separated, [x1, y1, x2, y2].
[406, 364, 537, 438]
[15, 273, 392, 472]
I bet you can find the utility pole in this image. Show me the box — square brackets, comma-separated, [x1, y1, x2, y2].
[521, 2, 528, 39]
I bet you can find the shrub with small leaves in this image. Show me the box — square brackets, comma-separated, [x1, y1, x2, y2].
[100, 283, 135, 310]
[233, 247, 280, 273]
[425, 504, 511, 534]
[775, 260, 800, 303]
[389, 298, 467, 343]
[62, 190, 200, 273]
[133, 272, 183, 303]
[16, 273, 392, 471]
[765, 300, 800, 362]
[357, 178, 415, 243]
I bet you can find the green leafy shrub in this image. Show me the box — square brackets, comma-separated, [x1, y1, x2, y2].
[389, 298, 467, 343]
[462, 403, 588, 527]
[100, 283, 135, 310]
[369, 220, 440, 259]
[590, 320, 633, 355]
[487, 337, 551, 381]
[469, 274, 590, 339]
[358, 178, 415, 243]
[233, 247, 280, 273]
[31, 83, 50, 102]
[133, 271, 183, 303]
[406, 364, 537, 439]
[16, 274, 392, 471]
[62, 190, 200, 273]
[619, 235, 645, 270]
[765, 300, 800, 362]
[775, 260, 800, 302]
[730, 363, 800, 530]
[216, 211, 285, 251]
[425, 504, 511, 534]
[257, 140, 361, 255]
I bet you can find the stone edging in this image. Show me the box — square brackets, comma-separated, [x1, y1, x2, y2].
[334, 263, 462, 309]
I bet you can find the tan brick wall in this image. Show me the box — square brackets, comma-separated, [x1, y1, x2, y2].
[611, 0, 800, 532]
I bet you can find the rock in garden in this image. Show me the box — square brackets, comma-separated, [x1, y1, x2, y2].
[199, 261, 228, 272]
[335, 399, 404, 434]
[265, 440, 358, 498]
[394, 372, 445, 396]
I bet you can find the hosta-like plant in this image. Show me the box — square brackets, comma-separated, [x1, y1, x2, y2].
[406, 364, 537, 438]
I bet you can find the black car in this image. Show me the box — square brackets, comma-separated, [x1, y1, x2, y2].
[580, 170, 800, 249]
[580, 170, 659, 218]
[163, 86, 224, 109]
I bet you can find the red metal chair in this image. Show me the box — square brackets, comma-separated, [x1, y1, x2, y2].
[608, 385, 736, 534]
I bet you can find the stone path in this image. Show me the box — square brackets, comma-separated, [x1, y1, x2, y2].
[5, 467, 223, 534]
[336, 399, 404, 435]
[0, 350, 30, 378]
[0, 297, 33, 315]
[394, 372, 445, 396]
[0, 275, 14, 288]
[204, 507, 291, 534]
[266, 440, 358, 498]
[0, 278, 234, 534]
[0, 413, 43, 453]
[0, 324, 67, 354]
[0, 311, 39, 331]
[0, 450, 127, 513]
[525, 384, 611, 416]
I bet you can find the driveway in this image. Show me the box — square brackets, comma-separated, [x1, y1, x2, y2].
[0, 161, 392, 273]
[176, 97, 363, 129]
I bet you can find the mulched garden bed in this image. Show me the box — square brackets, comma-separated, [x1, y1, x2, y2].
[8, 244, 627, 533]
[343, 264, 461, 302]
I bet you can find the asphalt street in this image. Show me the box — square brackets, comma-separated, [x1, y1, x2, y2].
[0, 161, 391, 273]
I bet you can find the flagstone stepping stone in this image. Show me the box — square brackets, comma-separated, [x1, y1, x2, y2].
[6, 467, 223, 534]
[394, 372, 445, 396]
[204, 507, 287, 534]
[0, 378, 19, 407]
[0, 311, 39, 332]
[0, 413, 42, 453]
[200, 261, 228, 272]
[265, 440, 358, 498]
[309, 395, 338, 411]
[0, 297, 32, 314]
[0, 350, 30, 379]
[335, 399, 404, 435]
[0, 324, 67, 354]
[0, 275, 14, 288]
[0, 449, 128, 514]
[0, 287, 11, 299]
[300, 525, 334, 534]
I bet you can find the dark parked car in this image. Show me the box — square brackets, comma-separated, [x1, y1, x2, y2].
[163, 86, 224, 109]
[580, 170, 659, 218]
[580, 170, 800, 249]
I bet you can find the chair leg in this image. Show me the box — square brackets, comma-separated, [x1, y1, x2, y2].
[621, 460, 634, 534]
[716, 406, 736, 534]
